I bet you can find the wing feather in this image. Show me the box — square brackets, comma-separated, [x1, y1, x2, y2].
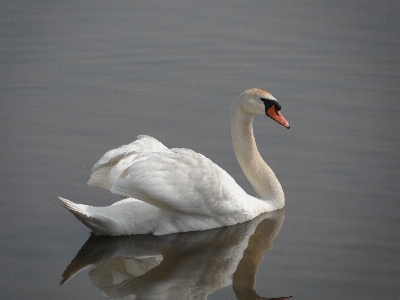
[110, 148, 248, 218]
[88, 135, 169, 189]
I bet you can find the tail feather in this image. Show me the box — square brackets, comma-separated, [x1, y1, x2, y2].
[58, 197, 116, 235]
[59, 197, 90, 217]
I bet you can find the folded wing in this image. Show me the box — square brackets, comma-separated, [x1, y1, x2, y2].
[88, 135, 169, 189]
[110, 148, 248, 219]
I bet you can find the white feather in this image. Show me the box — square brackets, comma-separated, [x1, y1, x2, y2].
[59, 89, 289, 235]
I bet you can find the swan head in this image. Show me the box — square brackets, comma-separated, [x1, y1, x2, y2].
[239, 88, 290, 129]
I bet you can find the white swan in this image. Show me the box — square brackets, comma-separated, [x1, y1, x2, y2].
[59, 88, 290, 235]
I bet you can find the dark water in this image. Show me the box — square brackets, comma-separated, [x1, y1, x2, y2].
[1, 1, 399, 299]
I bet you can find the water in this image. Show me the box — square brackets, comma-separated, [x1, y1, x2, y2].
[1, 1, 399, 299]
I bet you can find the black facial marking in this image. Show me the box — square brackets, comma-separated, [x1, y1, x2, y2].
[260, 98, 281, 115]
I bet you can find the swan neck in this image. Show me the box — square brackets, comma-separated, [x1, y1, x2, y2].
[231, 101, 284, 208]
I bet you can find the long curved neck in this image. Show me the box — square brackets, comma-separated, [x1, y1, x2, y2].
[231, 101, 285, 208]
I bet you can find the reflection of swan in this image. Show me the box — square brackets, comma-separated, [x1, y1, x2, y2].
[59, 88, 290, 235]
[61, 210, 291, 300]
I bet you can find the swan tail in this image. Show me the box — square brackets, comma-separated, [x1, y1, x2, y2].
[58, 197, 116, 235]
[59, 197, 90, 217]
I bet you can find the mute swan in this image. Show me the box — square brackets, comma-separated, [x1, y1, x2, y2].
[59, 88, 290, 235]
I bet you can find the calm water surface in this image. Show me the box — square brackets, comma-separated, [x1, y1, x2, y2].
[1, 1, 399, 299]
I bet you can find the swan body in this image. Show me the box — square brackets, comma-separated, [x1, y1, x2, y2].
[59, 88, 290, 235]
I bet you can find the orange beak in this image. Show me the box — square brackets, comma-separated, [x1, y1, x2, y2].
[267, 105, 290, 129]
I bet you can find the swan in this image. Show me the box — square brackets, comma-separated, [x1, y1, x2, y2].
[59, 88, 290, 235]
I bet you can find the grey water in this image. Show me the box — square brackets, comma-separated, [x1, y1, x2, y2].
[1, 1, 399, 299]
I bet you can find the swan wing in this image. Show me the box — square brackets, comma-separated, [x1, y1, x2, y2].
[110, 148, 249, 219]
[88, 135, 169, 189]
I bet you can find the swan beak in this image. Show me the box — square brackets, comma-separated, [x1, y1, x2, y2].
[267, 106, 290, 129]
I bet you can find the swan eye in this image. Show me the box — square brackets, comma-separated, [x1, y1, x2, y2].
[260, 98, 281, 110]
